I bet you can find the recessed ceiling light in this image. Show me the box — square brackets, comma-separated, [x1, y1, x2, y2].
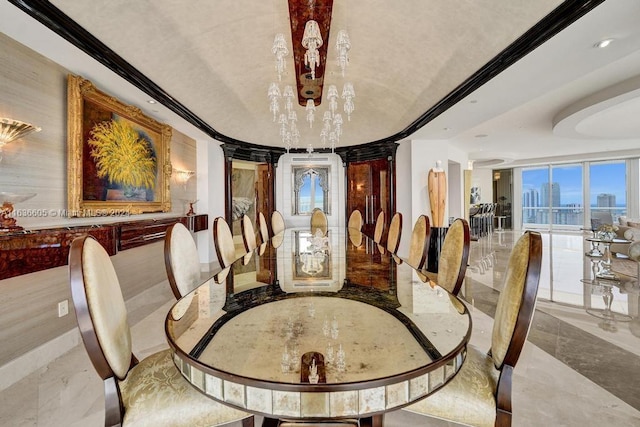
[475, 134, 488, 138]
[147, 100, 157, 104]
[594, 38, 614, 48]
[470, 99, 478, 104]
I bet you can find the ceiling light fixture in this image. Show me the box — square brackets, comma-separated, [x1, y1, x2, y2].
[336, 30, 351, 77]
[272, 33, 289, 81]
[301, 20, 323, 80]
[594, 38, 614, 48]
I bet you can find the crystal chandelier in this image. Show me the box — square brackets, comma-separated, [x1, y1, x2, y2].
[301, 20, 323, 80]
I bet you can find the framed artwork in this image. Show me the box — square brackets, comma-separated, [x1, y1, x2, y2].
[470, 186, 481, 204]
[67, 74, 172, 217]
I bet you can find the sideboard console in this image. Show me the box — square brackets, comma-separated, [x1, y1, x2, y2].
[0, 214, 208, 280]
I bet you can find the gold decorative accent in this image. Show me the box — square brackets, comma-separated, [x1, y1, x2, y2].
[67, 75, 172, 217]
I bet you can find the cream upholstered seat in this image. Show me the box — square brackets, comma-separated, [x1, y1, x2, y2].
[310, 208, 328, 235]
[430, 218, 471, 295]
[407, 215, 430, 269]
[69, 236, 254, 427]
[241, 214, 257, 252]
[214, 216, 238, 268]
[347, 209, 363, 231]
[404, 231, 542, 427]
[258, 211, 270, 244]
[164, 222, 200, 299]
[373, 211, 385, 244]
[386, 212, 403, 253]
[272, 210, 285, 236]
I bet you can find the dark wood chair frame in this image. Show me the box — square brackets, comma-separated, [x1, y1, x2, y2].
[493, 230, 542, 426]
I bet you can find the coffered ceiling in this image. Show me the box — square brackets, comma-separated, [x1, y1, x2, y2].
[3, 0, 640, 166]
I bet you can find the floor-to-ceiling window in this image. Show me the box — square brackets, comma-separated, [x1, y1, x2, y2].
[521, 160, 628, 230]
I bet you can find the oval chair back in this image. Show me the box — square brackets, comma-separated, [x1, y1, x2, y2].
[271, 210, 285, 235]
[213, 216, 237, 268]
[164, 222, 200, 299]
[258, 212, 270, 244]
[373, 211, 385, 244]
[310, 208, 328, 235]
[241, 214, 257, 252]
[407, 215, 430, 269]
[348, 209, 363, 231]
[436, 218, 470, 296]
[386, 212, 403, 253]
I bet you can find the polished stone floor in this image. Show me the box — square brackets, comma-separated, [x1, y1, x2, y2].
[1, 229, 639, 426]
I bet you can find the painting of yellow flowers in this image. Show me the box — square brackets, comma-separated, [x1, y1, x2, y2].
[67, 75, 172, 217]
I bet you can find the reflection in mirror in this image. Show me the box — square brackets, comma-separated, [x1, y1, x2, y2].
[293, 166, 330, 215]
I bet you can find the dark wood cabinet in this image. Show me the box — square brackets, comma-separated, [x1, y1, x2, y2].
[347, 158, 393, 237]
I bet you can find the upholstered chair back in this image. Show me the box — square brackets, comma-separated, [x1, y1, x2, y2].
[310, 208, 328, 235]
[407, 215, 430, 269]
[258, 212, 270, 244]
[373, 211, 385, 244]
[491, 230, 542, 369]
[386, 212, 403, 253]
[214, 216, 236, 268]
[70, 236, 132, 381]
[241, 214, 257, 252]
[272, 210, 285, 235]
[348, 209, 363, 231]
[164, 222, 201, 299]
[436, 218, 470, 296]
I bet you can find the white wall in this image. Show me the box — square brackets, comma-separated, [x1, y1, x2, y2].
[275, 153, 345, 229]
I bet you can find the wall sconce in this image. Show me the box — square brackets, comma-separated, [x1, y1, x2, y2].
[174, 169, 195, 186]
[0, 118, 41, 162]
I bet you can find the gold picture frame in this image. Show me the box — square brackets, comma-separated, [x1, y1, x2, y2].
[67, 75, 172, 217]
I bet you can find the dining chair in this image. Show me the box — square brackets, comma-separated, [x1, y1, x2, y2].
[214, 216, 237, 268]
[386, 212, 403, 253]
[373, 211, 385, 244]
[69, 235, 254, 427]
[272, 210, 285, 235]
[347, 209, 363, 231]
[241, 214, 257, 252]
[431, 218, 471, 296]
[404, 230, 542, 427]
[164, 222, 200, 299]
[258, 211, 270, 244]
[407, 214, 430, 270]
[310, 208, 328, 235]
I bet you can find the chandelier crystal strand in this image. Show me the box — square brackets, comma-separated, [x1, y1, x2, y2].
[306, 99, 315, 128]
[342, 82, 355, 121]
[272, 33, 289, 81]
[268, 82, 281, 121]
[302, 20, 323, 80]
[336, 30, 351, 77]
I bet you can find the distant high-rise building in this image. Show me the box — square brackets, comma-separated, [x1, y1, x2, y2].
[540, 182, 560, 207]
[597, 193, 616, 207]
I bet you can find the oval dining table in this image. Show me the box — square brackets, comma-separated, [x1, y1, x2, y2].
[165, 227, 471, 426]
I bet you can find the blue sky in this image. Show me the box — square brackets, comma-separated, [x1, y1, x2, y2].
[522, 162, 626, 206]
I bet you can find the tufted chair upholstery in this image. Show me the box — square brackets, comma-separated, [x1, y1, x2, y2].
[164, 222, 200, 299]
[241, 214, 258, 253]
[348, 209, 363, 231]
[407, 215, 431, 269]
[373, 211, 385, 244]
[214, 216, 237, 268]
[310, 208, 328, 235]
[272, 210, 285, 236]
[404, 231, 542, 427]
[69, 236, 254, 427]
[433, 218, 470, 296]
[386, 212, 403, 253]
[258, 211, 270, 244]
